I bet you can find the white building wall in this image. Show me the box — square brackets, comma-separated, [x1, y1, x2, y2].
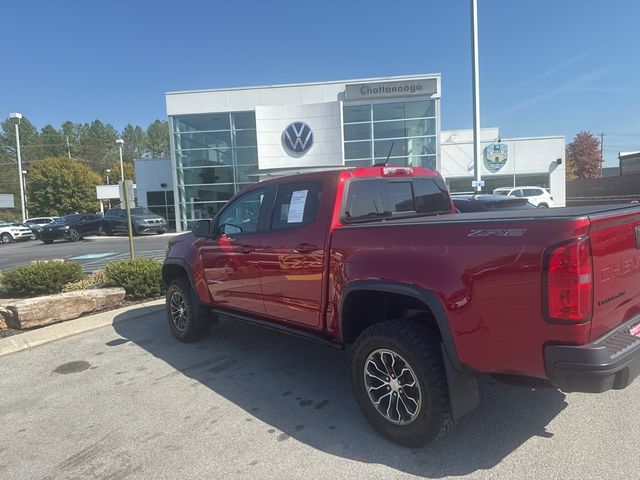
[255, 102, 343, 170]
[441, 130, 566, 206]
[134, 158, 173, 207]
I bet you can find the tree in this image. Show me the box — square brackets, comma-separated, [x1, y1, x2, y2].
[109, 158, 136, 182]
[40, 124, 67, 158]
[77, 120, 118, 171]
[121, 124, 147, 162]
[26, 157, 101, 216]
[566, 131, 601, 181]
[146, 120, 170, 157]
[0, 116, 44, 164]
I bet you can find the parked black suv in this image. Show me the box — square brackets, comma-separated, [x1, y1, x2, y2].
[40, 213, 103, 244]
[102, 207, 167, 235]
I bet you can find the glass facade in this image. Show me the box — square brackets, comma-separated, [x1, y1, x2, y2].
[172, 112, 258, 230]
[146, 190, 176, 231]
[343, 100, 437, 169]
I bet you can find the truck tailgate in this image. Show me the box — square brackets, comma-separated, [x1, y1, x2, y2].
[589, 206, 640, 340]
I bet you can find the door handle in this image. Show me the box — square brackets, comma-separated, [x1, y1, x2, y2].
[240, 246, 255, 254]
[294, 243, 317, 254]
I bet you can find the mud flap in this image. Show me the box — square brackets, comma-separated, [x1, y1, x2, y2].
[441, 344, 479, 420]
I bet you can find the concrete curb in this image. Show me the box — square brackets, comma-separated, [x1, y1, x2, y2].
[0, 298, 165, 357]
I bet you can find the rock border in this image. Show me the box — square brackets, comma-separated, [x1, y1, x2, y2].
[0, 288, 126, 330]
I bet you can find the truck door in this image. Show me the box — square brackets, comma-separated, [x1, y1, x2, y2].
[198, 186, 269, 316]
[259, 180, 329, 329]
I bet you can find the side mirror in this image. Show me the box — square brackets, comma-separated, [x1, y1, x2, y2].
[193, 219, 211, 237]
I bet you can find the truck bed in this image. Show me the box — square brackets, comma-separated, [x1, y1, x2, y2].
[343, 204, 640, 227]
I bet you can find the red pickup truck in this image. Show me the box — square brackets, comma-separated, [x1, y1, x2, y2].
[163, 166, 640, 447]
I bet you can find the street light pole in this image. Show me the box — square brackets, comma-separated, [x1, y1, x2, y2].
[116, 138, 124, 182]
[9, 112, 27, 222]
[470, 0, 483, 193]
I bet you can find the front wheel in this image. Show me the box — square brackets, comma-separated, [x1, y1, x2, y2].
[166, 277, 213, 342]
[1, 232, 13, 244]
[352, 319, 454, 447]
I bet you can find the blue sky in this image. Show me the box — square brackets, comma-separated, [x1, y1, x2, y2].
[2, 0, 639, 166]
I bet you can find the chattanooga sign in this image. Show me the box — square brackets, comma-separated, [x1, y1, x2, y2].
[345, 78, 438, 100]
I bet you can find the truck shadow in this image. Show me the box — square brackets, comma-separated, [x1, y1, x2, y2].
[114, 309, 567, 478]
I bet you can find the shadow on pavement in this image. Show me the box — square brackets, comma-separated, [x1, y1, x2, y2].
[114, 307, 567, 478]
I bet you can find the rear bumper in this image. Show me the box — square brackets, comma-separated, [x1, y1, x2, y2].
[545, 316, 640, 393]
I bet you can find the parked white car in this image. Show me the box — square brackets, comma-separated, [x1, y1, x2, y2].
[0, 222, 33, 243]
[493, 186, 554, 208]
[26, 216, 58, 226]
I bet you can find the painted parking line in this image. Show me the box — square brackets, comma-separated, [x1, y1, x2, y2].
[68, 253, 115, 260]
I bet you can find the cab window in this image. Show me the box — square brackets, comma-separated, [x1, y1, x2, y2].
[217, 188, 266, 234]
[270, 181, 322, 230]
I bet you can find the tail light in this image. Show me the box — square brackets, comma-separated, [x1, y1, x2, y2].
[381, 166, 413, 177]
[544, 238, 593, 323]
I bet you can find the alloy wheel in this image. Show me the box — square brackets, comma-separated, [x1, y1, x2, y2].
[170, 291, 188, 332]
[364, 348, 422, 425]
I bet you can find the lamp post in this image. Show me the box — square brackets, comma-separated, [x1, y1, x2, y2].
[116, 138, 124, 182]
[9, 112, 27, 222]
[470, 0, 482, 193]
[22, 169, 29, 219]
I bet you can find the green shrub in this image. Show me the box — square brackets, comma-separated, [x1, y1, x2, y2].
[104, 257, 164, 300]
[62, 270, 108, 292]
[0, 260, 83, 297]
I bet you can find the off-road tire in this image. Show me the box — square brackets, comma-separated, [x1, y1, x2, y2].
[166, 277, 213, 342]
[0, 232, 13, 244]
[352, 319, 455, 447]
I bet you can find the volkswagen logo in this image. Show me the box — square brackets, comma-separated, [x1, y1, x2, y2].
[282, 121, 314, 156]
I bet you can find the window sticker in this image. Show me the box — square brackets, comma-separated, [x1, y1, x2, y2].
[287, 190, 308, 223]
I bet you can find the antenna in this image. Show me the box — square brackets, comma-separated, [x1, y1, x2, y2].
[373, 140, 395, 167]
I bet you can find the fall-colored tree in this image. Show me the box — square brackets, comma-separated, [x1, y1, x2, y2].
[566, 131, 601, 181]
[109, 159, 136, 182]
[26, 157, 101, 216]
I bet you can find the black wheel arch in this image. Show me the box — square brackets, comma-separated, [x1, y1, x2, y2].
[339, 280, 462, 372]
[162, 259, 208, 307]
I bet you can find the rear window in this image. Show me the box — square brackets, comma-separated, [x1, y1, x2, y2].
[343, 177, 451, 222]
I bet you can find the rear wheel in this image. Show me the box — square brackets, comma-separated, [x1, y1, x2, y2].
[157, 229, 166, 235]
[42, 239, 53, 245]
[69, 228, 81, 241]
[166, 277, 213, 342]
[537, 203, 549, 208]
[352, 319, 454, 447]
[0, 232, 13, 244]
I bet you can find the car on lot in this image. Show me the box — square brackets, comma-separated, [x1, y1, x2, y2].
[102, 207, 167, 236]
[452, 194, 536, 213]
[21, 217, 60, 240]
[40, 213, 103, 244]
[493, 186, 554, 207]
[0, 221, 33, 243]
[164, 165, 640, 448]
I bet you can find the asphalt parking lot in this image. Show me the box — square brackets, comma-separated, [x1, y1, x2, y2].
[0, 233, 178, 272]
[0, 308, 638, 480]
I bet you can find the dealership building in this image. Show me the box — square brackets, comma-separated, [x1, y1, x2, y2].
[163, 74, 566, 230]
